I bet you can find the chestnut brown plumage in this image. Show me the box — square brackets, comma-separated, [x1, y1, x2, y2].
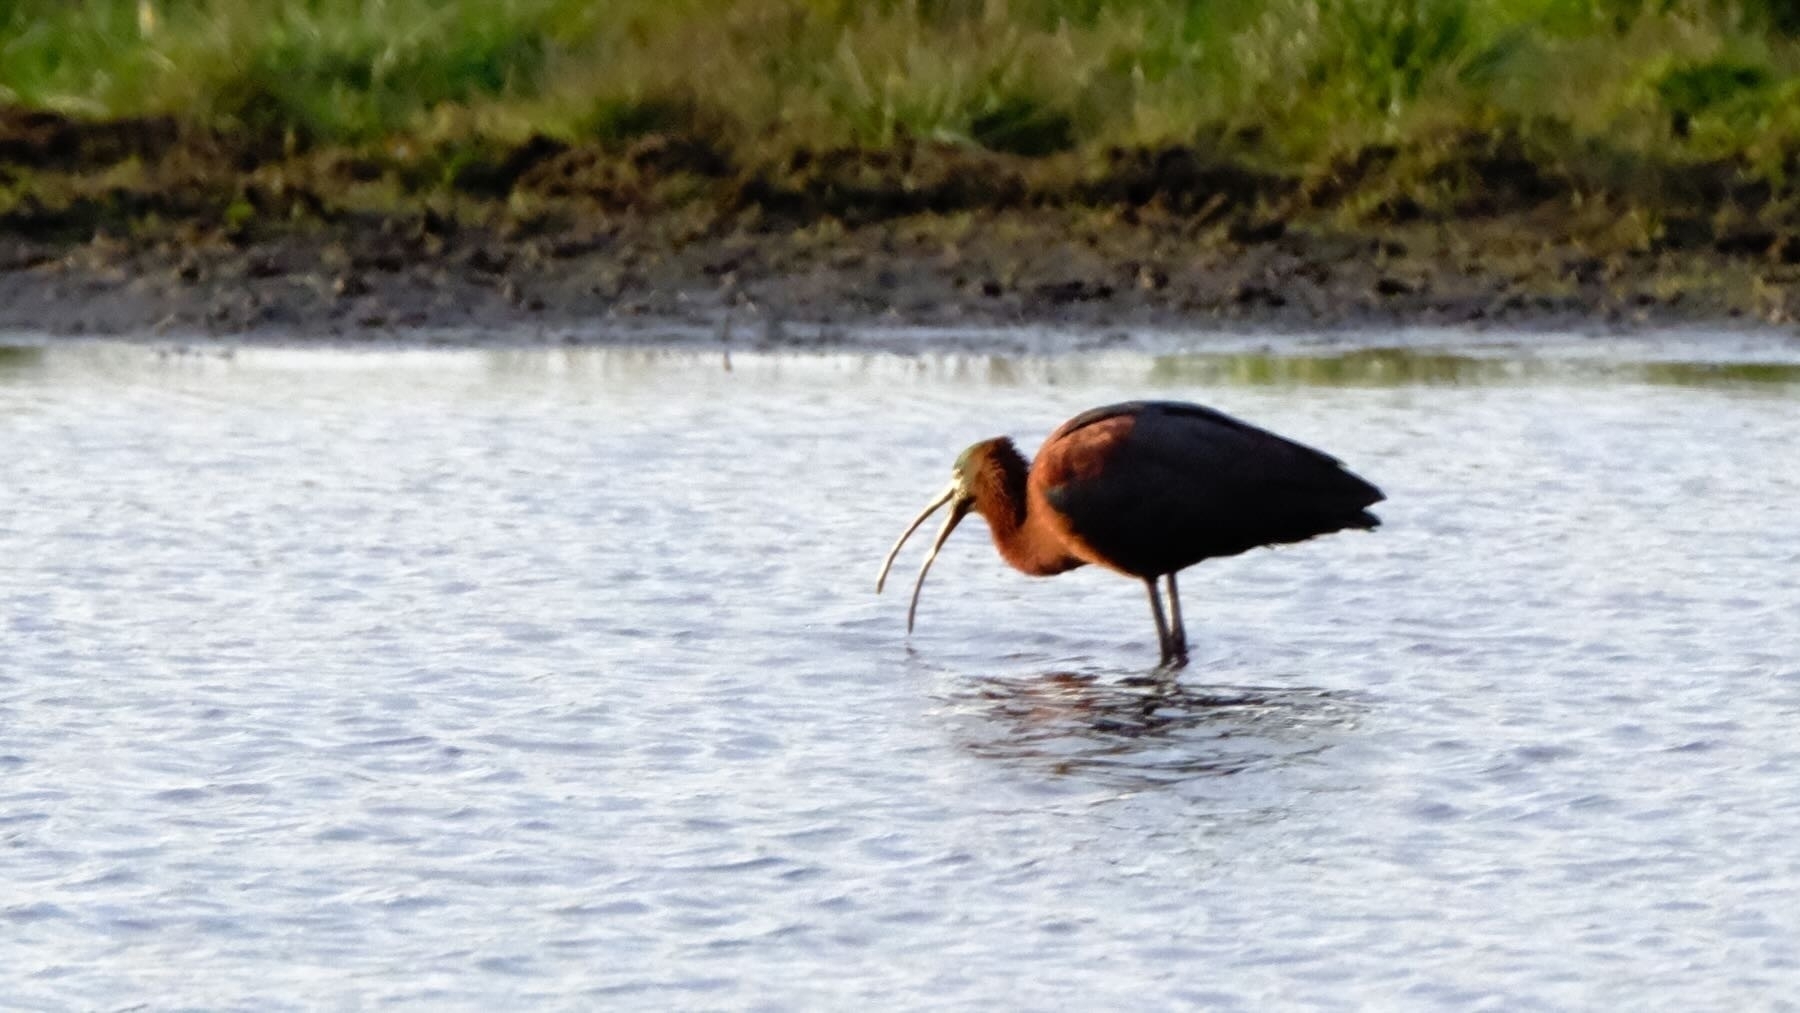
[876, 400, 1384, 665]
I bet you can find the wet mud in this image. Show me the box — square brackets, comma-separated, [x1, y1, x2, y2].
[3, 107, 1799, 344]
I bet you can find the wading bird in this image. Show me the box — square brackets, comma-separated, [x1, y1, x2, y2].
[876, 401, 1383, 666]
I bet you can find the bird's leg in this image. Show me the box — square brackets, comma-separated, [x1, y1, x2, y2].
[1143, 577, 1174, 666]
[1164, 573, 1189, 665]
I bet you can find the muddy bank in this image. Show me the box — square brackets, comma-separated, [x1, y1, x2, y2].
[2, 108, 1799, 344]
[6, 211, 1797, 347]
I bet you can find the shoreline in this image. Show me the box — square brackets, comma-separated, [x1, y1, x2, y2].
[6, 310, 1798, 365]
[4, 114, 1800, 350]
[5, 206, 1798, 351]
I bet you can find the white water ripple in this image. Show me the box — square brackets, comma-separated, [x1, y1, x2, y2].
[1, 340, 1798, 1008]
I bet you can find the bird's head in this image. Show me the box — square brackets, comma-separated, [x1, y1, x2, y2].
[875, 438, 1015, 633]
[950, 437, 1012, 496]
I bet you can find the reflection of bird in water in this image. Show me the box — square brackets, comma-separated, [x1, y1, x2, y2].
[879, 401, 1383, 666]
[940, 670, 1364, 790]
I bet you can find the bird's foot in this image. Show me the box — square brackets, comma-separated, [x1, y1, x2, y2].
[1156, 634, 1190, 670]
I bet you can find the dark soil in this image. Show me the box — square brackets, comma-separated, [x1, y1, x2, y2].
[3, 107, 1799, 344]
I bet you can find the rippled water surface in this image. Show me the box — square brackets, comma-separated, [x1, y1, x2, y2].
[4, 336, 1800, 1008]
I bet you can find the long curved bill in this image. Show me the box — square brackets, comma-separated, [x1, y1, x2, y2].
[875, 482, 972, 632]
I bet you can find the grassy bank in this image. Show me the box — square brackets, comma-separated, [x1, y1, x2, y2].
[6, 0, 1800, 173]
[4, 1, 1800, 333]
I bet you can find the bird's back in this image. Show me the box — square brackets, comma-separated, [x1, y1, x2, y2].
[1036, 401, 1383, 577]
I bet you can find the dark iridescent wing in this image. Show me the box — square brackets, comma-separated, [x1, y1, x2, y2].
[1040, 401, 1382, 575]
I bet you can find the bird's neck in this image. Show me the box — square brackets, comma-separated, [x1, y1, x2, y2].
[974, 440, 1082, 577]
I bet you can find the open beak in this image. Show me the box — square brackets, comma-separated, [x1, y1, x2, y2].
[875, 482, 973, 632]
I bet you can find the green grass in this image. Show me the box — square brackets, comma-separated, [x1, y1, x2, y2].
[4, 0, 1800, 185]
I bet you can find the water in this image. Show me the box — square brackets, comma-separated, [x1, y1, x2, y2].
[3, 336, 1800, 1008]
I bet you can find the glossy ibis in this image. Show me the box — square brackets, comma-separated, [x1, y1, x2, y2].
[876, 400, 1384, 665]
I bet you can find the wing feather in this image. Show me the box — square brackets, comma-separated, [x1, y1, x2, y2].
[1039, 401, 1382, 575]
